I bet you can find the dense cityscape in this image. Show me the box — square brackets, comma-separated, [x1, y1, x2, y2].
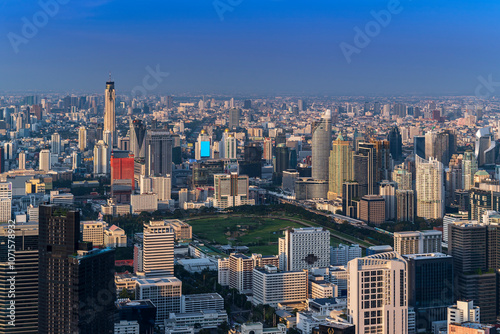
[1, 83, 500, 334]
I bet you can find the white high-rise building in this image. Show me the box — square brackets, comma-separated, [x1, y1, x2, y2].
[213, 173, 254, 209]
[416, 156, 445, 219]
[220, 130, 237, 160]
[379, 180, 397, 221]
[0, 183, 13, 200]
[152, 175, 171, 201]
[39, 149, 51, 172]
[278, 227, 330, 271]
[93, 140, 109, 176]
[104, 80, 117, 147]
[18, 151, 26, 170]
[442, 213, 468, 243]
[142, 220, 175, 276]
[330, 244, 362, 266]
[140, 175, 153, 194]
[393, 230, 442, 255]
[347, 252, 408, 334]
[448, 300, 480, 328]
[78, 126, 87, 151]
[0, 198, 11, 222]
[195, 130, 212, 160]
[51, 132, 61, 155]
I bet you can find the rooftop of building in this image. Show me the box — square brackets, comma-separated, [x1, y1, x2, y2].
[182, 293, 223, 301]
[135, 276, 182, 285]
[116, 298, 156, 309]
[404, 253, 451, 260]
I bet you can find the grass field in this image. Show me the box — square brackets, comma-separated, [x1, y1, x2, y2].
[188, 216, 345, 255]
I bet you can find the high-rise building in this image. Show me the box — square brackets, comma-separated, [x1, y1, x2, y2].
[447, 300, 481, 329]
[213, 173, 255, 209]
[195, 130, 212, 160]
[342, 182, 359, 219]
[111, 150, 135, 190]
[274, 144, 289, 184]
[347, 252, 408, 334]
[93, 140, 110, 176]
[396, 189, 415, 223]
[135, 277, 182, 322]
[353, 142, 377, 197]
[145, 130, 173, 177]
[78, 126, 87, 152]
[0, 222, 38, 333]
[414, 135, 425, 159]
[130, 119, 147, 159]
[462, 151, 478, 190]
[425, 129, 456, 165]
[152, 175, 171, 201]
[142, 220, 175, 276]
[379, 180, 397, 221]
[228, 108, 240, 129]
[104, 80, 117, 147]
[50, 132, 61, 155]
[330, 244, 362, 266]
[394, 230, 442, 255]
[475, 127, 497, 167]
[388, 126, 403, 161]
[278, 227, 330, 271]
[312, 110, 332, 181]
[328, 134, 353, 199]
[39, 149, 50, 172]
[416, 156, 444, 219]
[38, 205, 115, 334]
[405, 253, 453, 332]
[220, 130, 237, 160]
[18, 151, 26, 170]
[358, 195, 385, 224]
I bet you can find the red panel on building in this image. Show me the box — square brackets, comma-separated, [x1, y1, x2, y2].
[111, 150, 135, 190]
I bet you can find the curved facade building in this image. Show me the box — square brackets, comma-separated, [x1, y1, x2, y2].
[312, 110, 332, 181]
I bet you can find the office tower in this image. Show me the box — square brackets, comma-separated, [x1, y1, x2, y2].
[50, 132, 61, 155]
[448, 221, 497, 323]
[330, 244, 362, 266]
[405, 253, 453, 332]
[396, 189, 415, 223]
[468, 181, 500, 222]
[328, 134, 353, 199]
[152, 175, 171, 201]
[394, 103, 407, 118]
[104, 80, 117, 147]
[342, 182, 359, 218]
[388, 126, 403, 161]
[191, 160, 224, 187]
[39, 149, 51, 172]
[416, 156, 444, 219]
[278, 227, 330, 271]
[0, 223, 38, 333]
[475, 127, 497, 167]
[240, 143, 263, 178]
[213, 173, 254, 209]
[298, 99, 305, 111]
[462, 151, 478, 191]
[72, 151, 82, 170]
[371, 139, 391, 182]
[274, 143, 289, 184]
[130, 119, 147, 159]
[312, 110, 332, 181]
[220, 130, 237, 159]
[347, 252, 408, 334]
[141, 220, 174, 277]
[379, 180, 397, 220]
[252, 265, 308, 306]
[38, 205, 115, 334]
[81, 221, 105, 246]
[228, 253, 254, 294]
[425, 129, 456, 165]
[135, 277, 182, 322]
[358, 195, 385, 224]
[392, 167, 412, 190]
[78, 126, 87, 151]
[111, 150, 135, 190]
[446, 154, 463, 205]
[414, 135, 425, 159]
[263, 137, 273, 162]
[353, 142, 377, 197]
[195, 130, 211, 160]
[145, 130, 173, 177]
[228, 108, 240, 129]
[394, 230, 442, 255]
[18, 151, 26, 170]
[282, 170, 299, 193]
[93, 140, 109, 176]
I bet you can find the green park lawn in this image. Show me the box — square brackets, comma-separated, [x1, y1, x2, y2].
[188, 216, 344, 255]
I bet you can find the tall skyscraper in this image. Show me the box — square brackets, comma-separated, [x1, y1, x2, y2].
[141, 220, 175, 277]
[396, 189, 415, 223]
[50, 132, 61, 155]
[342, 181, 359, 218]
[274, 144, 289, 184]
[425, 129, 456, 166]
[347, 252, 408, 334]
[39, 149, 50, 172]
[93, 140, 109, 176]
[388, 126, 403, 161]
[111, 150, 135, 190]
[414, 135, 426, 159]
[220, 130, 237, 160]
[130, 119, 147, 159]
[328, 134, 353, 199]
[38, 205, 115, 334]
[278, 227, 330, 271]
[475, 127, 497, 167]
[195, 130, 211, 160]
[228, 108, 240, 129]
[392, 167, 412, 190]
[379, 180, 397, 221]
[145, 130, 173, 177]
[263, 137, 273, 163]
[353, 142, 377, 197]
[312, 110, 332, 181]
[104, 80, 116, 147]
[78, 126, 87, 152]
[416, 156, 444, 219]
[462, 151, 478, 190]
[0, 222, 38, 333]
[18, 151, 26, 170]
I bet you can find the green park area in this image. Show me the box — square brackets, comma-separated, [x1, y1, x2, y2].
[188, 216, 346, 255]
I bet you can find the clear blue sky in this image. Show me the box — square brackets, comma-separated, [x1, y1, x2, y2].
[1, 0, 500, 96]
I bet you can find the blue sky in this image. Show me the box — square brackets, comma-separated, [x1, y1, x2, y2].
[1, 0, 500, 96]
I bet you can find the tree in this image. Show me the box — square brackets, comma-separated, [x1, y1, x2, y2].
[118, 288, 134, 300]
